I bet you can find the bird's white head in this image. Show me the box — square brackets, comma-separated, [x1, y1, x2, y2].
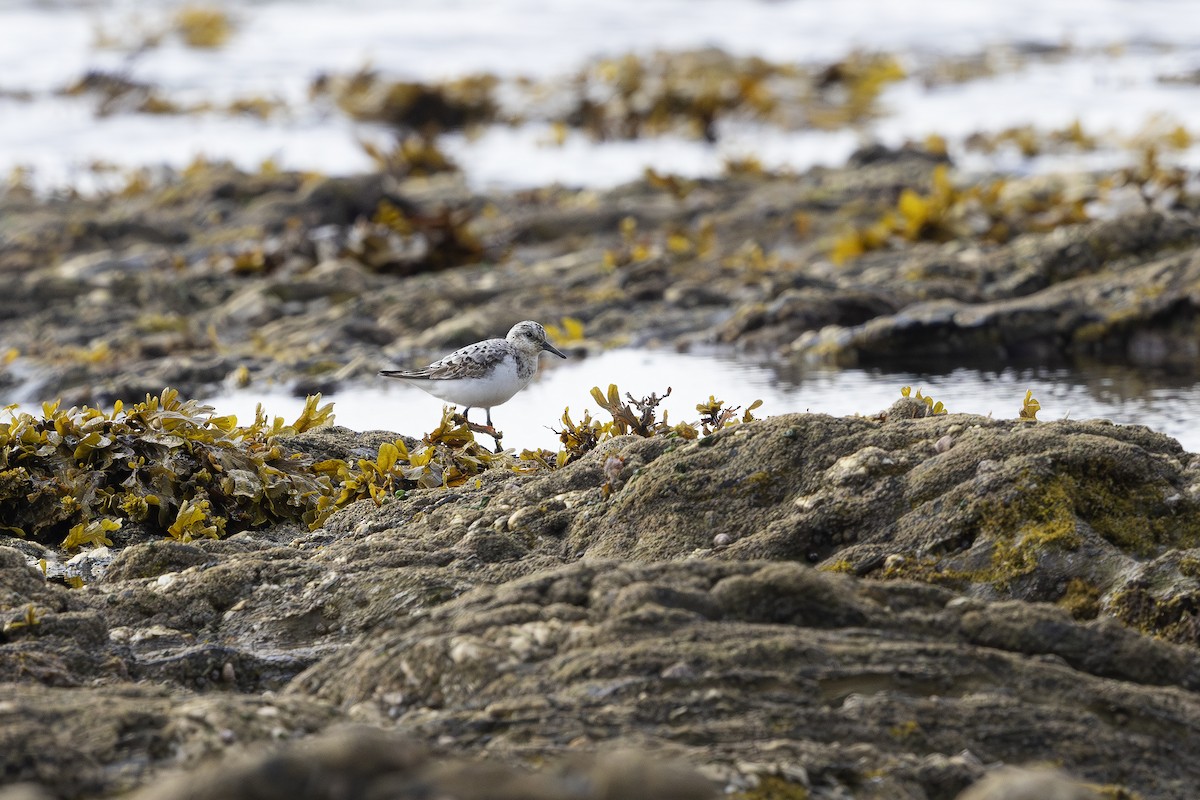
[507, 320, 567, 359]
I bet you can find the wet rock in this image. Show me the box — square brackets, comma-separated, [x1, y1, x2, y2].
[956, 767, 1101, 800]
[7, 152, 1200, 800]
[131, 726, 715, 800]
[289, 558, 1200, 797]
[5, 160, 1199, 403]
[5, 410, 1200, 796]
[0, 683, 336, 798]
[790, 213, 1200, 366]
[102, 541, 218, 582]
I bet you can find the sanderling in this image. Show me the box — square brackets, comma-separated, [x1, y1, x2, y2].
[380, 320, 567, 428]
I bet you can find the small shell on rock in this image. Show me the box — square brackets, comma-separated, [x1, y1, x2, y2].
[713, 533, 733, 547]
[660, 661, 695, 680]
[603, 454, 625, 484]
[827, 446, 895, 485]
[506, 506, 540, 531]
[793, 493, 822, 510]
[934, 434, 954, 453]
[448, 636, 490, 664]
[884, 553, 906, 570]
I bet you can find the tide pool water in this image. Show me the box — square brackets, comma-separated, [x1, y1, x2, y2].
[203, 348, 1200, 452]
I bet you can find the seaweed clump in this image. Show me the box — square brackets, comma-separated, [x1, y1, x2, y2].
[0, 390, 336, 549]
[320, 407, 507, 507]
[0, 383, 765, 555]
[312, 69, 499, 132]
[829, 164, 1091, 264]
[522, 384, 762, 468]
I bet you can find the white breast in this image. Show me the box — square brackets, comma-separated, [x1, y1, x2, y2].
[404, 356, 528, 407]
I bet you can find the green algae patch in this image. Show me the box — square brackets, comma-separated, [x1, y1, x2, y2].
[732, 775, 810, 800]
[1058, 577, 1102, 621]
[882, 432, 1200, 597]
[1110, 584, 1200, 647]
[976, 471, 1084, 588]
[884, 470, 1086, 592]
[1082, 487, 1200, 556]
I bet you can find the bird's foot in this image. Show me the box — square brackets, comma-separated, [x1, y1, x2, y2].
[465, 420, 503, 447]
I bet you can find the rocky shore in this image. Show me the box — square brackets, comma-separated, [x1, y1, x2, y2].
[4, 145, 1200, 799]
[3, 141, 1198, 407]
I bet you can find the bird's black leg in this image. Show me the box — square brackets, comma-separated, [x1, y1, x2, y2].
[485, 408, 493, 428]
[461, 407, 473, 424]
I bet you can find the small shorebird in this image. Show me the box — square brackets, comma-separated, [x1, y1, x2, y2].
[380, 320, 567, 428]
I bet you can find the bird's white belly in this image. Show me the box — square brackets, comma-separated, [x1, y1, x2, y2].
[408, 359, 527, 407]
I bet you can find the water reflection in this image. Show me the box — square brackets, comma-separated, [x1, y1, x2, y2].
[206, 349, 1200, 453]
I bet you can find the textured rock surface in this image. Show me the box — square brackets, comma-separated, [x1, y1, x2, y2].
[5, 154, 1200, 798]
[5, 159, 1200, 406]
[5, 413, 1200, 798]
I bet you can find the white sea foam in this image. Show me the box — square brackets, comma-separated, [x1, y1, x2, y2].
[3, 0, 1200, 190]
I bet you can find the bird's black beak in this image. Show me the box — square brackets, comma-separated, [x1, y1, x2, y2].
[542, 341, 567, 359]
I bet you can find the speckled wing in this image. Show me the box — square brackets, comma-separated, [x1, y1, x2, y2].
[381, 338, 510, 381]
